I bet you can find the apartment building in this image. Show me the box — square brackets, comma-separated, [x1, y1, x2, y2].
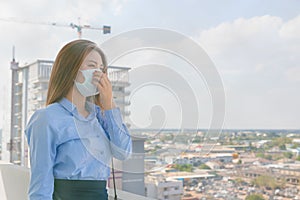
[146, 173, 183, 200]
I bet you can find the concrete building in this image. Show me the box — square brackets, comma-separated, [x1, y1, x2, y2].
[108, 136, 146, 196]
[174, 153, 233, 165]
[164, 171, 216, 185]
[146, 173, 183, 200]
[1, 56, 22, 165]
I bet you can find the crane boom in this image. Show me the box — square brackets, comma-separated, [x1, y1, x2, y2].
[0, 17, 111, 38]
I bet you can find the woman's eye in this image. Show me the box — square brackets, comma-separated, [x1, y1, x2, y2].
[88, 64, 96, 68]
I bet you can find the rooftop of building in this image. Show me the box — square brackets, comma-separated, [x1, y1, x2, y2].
[179, 152, 233, 159]
[147, 171, 215, 180]
[17, 59, 131, 70]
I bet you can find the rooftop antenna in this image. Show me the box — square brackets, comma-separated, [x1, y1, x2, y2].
[10, 46, 19, 70]
[12, 45, 15, 62]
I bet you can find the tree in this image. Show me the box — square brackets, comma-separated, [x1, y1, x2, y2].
[283, 152, 293, 159]
[199, 164, 211, 170]
[256, 152, 265, 158]
[246, 194, 265, 200]
[265, 154, 273, 160]
[253, 175, 278, 190]
[174, 164, 193, 172]
[235, 178, 246, 186]
[291, 143, 300, 149]
[279, 144, 286, 150]
[255, 152, 273, 160]
[271, 137, 292, 149]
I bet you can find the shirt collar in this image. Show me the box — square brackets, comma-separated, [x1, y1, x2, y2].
[58, 97, 77, 114]
[58, 97, 100, 120]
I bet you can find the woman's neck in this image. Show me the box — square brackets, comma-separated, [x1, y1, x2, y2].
[65, 86, 87, 113]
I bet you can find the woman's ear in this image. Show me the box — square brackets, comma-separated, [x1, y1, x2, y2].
[75, 70, 85, 83]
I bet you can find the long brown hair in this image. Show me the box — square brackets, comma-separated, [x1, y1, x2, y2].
[46, 39, 107, 106]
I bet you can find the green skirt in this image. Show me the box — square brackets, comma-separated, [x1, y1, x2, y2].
[52, 179, 108, 200]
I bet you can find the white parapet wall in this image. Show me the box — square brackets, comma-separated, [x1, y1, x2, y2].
[0, 162, 30, 200]
[108, 188, 156, 200]
[0, 162, 155, 200]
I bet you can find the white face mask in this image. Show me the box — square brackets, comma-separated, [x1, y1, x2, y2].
[74, 69, 101, 97]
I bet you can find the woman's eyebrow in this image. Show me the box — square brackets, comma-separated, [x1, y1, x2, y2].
[88, 60, 98, 64]
[88, 60, 103, 66]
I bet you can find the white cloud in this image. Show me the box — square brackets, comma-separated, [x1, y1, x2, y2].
[280, 15, 300, 40]
[196, 14, 300, 81]
[197, 15, 300, 73]
[112, 0, 128, 16]
[285, 67, 300, 82]
[198, 15, 283, 55]
[194, 15, 300, 129]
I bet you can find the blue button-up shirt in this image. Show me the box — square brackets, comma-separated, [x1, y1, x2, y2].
[25, 97, 132, 200]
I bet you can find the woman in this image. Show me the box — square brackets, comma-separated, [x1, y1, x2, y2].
[25, 39, 132, 200]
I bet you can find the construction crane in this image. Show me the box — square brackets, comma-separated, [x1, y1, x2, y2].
[0, 17, 111, 38]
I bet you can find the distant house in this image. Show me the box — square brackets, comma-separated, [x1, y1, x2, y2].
[253, 158, 272, 166]
[173, 153, 232, 166]
[254, 140, 271, 148]
[292, 138, 300, 144]
[286, 147, 300, 156]
[145, 173, 183, 200]
[205, 161, 224, 170]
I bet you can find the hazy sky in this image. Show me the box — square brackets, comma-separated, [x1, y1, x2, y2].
[0, 0, 299, 130]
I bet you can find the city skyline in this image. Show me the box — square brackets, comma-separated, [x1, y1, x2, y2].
[0, 0, 299, 129]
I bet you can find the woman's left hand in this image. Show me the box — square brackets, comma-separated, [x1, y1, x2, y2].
[92, 71, 115, 110]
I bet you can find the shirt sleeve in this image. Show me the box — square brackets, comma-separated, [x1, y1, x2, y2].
[96, 107, 132, 160]
[25, 110, 57, 200]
